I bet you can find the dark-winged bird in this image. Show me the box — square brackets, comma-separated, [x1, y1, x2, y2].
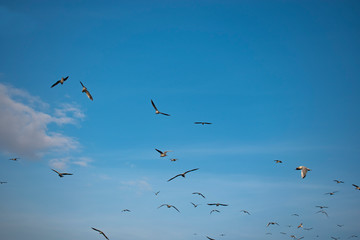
[51, 169, 73, 178]
[240, 210, 250, 215]
[207, 203, 228, 207]
[9, 158, 19, 161]
[206, 236, 216, 240]
[194, 122, 212, 125]
[352, 184, 360, 190]
[91, 227, 109, 240]
[0, 182, 7, 184]
[151, 99, 170, 116]
[266, 222, 279, 227]
[80, 81, 93, 101]
[167, 168, 199, 182]
[192, 192, 206, 198]
[158, 204, 180, 212]
[51, 76, 69, 88]
[210, 209, 220, 214]
[334, 180, 344, 184]
[325, 191, 338, 195]
[155, 148, 171, 157]
[191, 202, 200, 208]
[274, 160, 282, 163]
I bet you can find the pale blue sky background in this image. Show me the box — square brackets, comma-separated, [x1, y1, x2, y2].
[0, 1, 360, 240]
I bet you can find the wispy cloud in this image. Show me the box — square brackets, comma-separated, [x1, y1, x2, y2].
[120, 178, 152, 193]
[0, 83, 84, 158]
[49, 156, 93, 170]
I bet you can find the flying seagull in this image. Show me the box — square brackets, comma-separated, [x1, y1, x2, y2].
[207, 203, 228, 207]
[316, 205, 328, 209]
[158, 204, 180, 212]
[80, 81, 93, 101]
[240, 210, 250, 215]
[91, 227, 109, 240]
[170, 158, 178, 162]
[325, 191, 338, 195]
[297, 223, 303, 228]
[9, 158, 19, 161]
[155, 148, 171, 157]
[167, 168, 199, 182]
[191, 202, 200, 208]
[51, 169, 73, 178]
[194, 122, 212, 125]
[334, 180, 344, 184]
[151, 99, 170, 116]
[0, 182, 7, 184]
[304, 228, 313, 231]
[266, 222, 279, 227]
[192, 192, 206, 198]
[51, 76, 69, 88]
[154, 191, 160, 196]
[316, 210, 329, 217]
[280, 232, 287, 235]
[206, 236, 216, 240]
[121, 209, 131, 212]
[274, 160, 282, 163]
[352, 184, 360, 190]
[296, 166, 311, 178]
[210, 209, 220, 214]
[331, 237, 340, 240]
[337, 224, 344, 227]
[292, 213, 299, 217]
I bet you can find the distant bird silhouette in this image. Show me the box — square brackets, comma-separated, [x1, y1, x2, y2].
[51, 76, 69, 88]
[337, 224, 344, 227]
[316, 205, 328, 209]
[297, 223, 303, 228]
[292, 213, 299, 217]
[51, 169, 73, 178]
[151, 99, 170, 116]
[210, 209, 220, 214]
[192, 192, 206, 198]
[9, 158, 19, 161]
[325, 191, 338, 195]
[331, 237, 340, 240]
[352, 184, 360, 190]
[207, 203, 228, 207]
[266, 222, 279, 227]
[240, 210, 250, 215]
[280, 232, 287, 235]
[334, 180, 344, 184]
[154, 191, 160, 196]
[170, 158, 178, 162]
[296, 166, 311, 178]
[121, 209, 130, 212]
[155, 148, 171, 157]
[206, 236, 216, 240]
[91, 227, 109, 240]
[0, 181, 7, 184]
[348, 235, 358, 239]
[194, 122, 212, 125]
[219, 234, 225, 237]
[304, 228, 313, 231]
[316, 210, 329, 217]
[80, 81, 93, 101]
[167, 168, 199, 182]
[191, 202, 200, 208]
[274, 160, 282, 163]
[158, 204, 180, 212]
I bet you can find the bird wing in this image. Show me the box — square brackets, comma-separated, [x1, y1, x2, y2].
[184, 168, 199, 174]
[204, 122, 212, 124]
[63, 76, 69, 81]
[194, 122, 202, 124]
[219, 203, 228, 206]
[160, 112, 170, 116]
[51, 169, 60, 175]
[101, 232, 109, 240]
[191, 202, 196, 207]
[51, 80, 61, 88]
[158, 204, 166, 209]
[353, 184, 359, 188]
[208, 203, 215, 206]
[91, 227, 101, 233]
[171, 205, 180, 212]
[155, 149, 163, 154]
[80, 81, 85, 88]
[167, 174, 181, 182]
[301, 168, 308, 178]
[84, 90, 93, 100]
[151, 100, 158, 111]
[198, 192, 205, 198]
[62, 173, 73, 176]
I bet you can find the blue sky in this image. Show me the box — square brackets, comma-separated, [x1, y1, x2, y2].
[0, 1, 360, 240]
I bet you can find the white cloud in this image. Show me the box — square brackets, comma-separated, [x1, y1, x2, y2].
[0, 83, 84, 158]
[120, 179, 152, 193]
[49, 157, 93, 170]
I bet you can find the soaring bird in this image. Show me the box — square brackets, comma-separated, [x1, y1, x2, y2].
[80, 81, 93, 101]
[206, 236, 216, 240]
[0, 182, 7, 184]
[51, 169, 73, 178]
[210, 209, 220, 214]
[280, 232, 287, 235]
[194, 122, 212, 125]
[331, 237, 340, 240]
[151, 100, 170, 116]
[207, 203, 228, 207]
[191, 202, 200, 208]
[266, 222, 279, 227]
[325, 191, 338, 195]
[240, 210, 250, 215]
[158, 204, 180, 212]
[192, 192, 206, 198]
[316, 210, 329, 217]
[274, 160, 282, 163]
[121, 209, 131, 212]
[334, 180, 344, 184]
[91, 227, 109, 240]
[316, 205, 328, 209]
[337, 224, 344, 227]
[296, 166, 311, 178]
[155, 149, 171, 157]
[304, 228, 313, 231]
[167, 168, 199, 182]
[292, 213, 299, 217]
[352, 184, 360, 190]
[297, 223, 303, 228]
[170, 158, 178, 162]
[9, 158, 19, 161]
[348, 235, 358, 239]
[51, 76, 69, 88]
[154, 191, 160, 196]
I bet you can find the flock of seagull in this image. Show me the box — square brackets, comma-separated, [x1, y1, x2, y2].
[1, 76, 359, 240]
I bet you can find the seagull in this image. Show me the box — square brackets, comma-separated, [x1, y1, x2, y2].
[170, 158, 178, 162]
[9, 158, 19, 161]
[240, 210, 250, 215]
[266, 222, 279, 227]
[151, 99, 170, 116]
[155, 149, 171, 157]
[274, 160, 282, 163]
[51, 169, 73, 178]
[352, 184, 360, 190]
[191, 202, 200, 208]
[167, 168, 199, 182]
[297, 223, 303, 228]
[208, 203, 228, 207]
[121, 209, 131, 212]
[206, 236, 216, 240]
[210, 209, 220, 214]
[0, 182, 7, 184]
[331, 237, 340, 240]
[295, 166, 311, 178]
[192, 192, 206, 198]
[80, 81, 93, 101]
[334, 180, 344, 184]
[91, 227, 109, 240]
[280, 232, 287, 235]
[194, 122, 212, 125]
[219, 234, 225, 237]
[316, 205, 328, 209]
[348, 235, 358, 239]
[51, 76, 69, 88]
[304, 228, 313, 231]
[292, 213, 299, 217]
[316, 210, 329, 217]
[325, 191, 338, 195]
[154, 191, 160, 196]
[158, 204, 180, 212]
[337, 224, 344, 227]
